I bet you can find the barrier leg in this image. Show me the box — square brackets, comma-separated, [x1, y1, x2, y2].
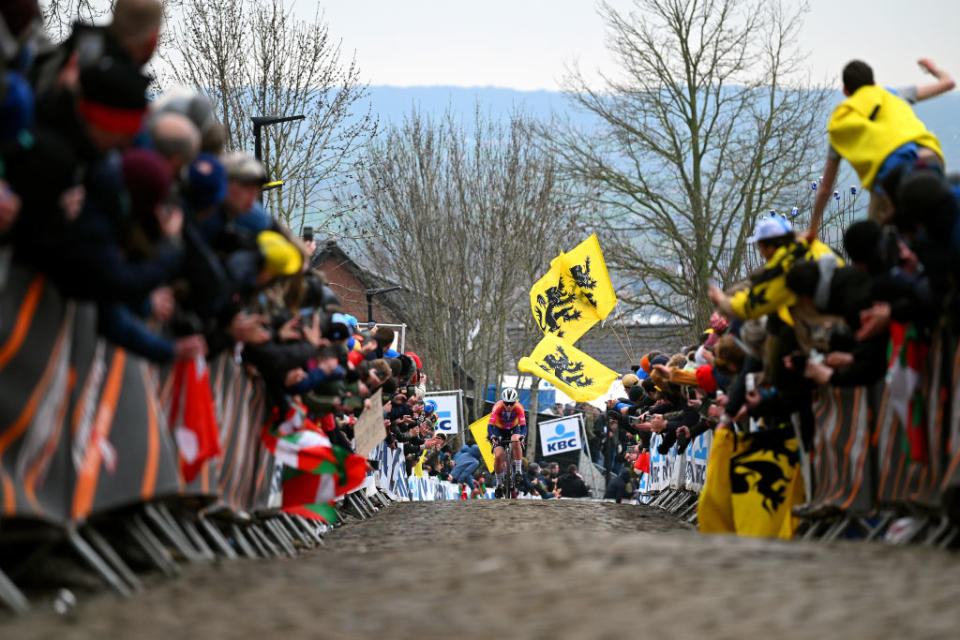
[924, 516, 953, 547]
[66, 528, 132, 597]
[358, 491, 379, 515]
[0, 566, 29, 614]
[265, 519, 297, 558]
[937, 526, 960, 550]
[198, 516, 237, 559]
[821, 516, 853, 542]
[800, 518, 828, 541]
[678, 496, 699, 520]
[179, 518, 216, 561]
[280, 514, 313, 549]
[298, 517, 327, 545]
[155, 504, 205, 561]
[344, 494, 367, 520]
[143, 505, 202, 562]
[229, 523, 260, 559]
[126, 514, 180, 576]
[865, 511, 896, 541]
[248, 524, 280, 557]
[81, 525, 144, 592]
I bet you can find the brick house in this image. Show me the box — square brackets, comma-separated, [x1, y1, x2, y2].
[310, 240, 411, 342]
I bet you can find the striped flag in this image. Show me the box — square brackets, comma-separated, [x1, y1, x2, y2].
[261, 404, 369, 522]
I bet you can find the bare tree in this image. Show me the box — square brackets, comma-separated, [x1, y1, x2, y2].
[163, 0, 375, 233]
[40, 0, 110, 41]
[348, 107, 581, 416]
[538, 0, 830, 338]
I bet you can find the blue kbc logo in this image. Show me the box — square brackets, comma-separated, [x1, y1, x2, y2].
[437, 410, 453, 432]
[545, 423, 578, 453]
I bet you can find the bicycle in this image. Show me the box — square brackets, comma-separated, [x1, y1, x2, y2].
[491, 434, 526, 499]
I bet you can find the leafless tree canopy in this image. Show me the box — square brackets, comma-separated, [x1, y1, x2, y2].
[539, 0, 830, 338]
[348, 108, 581, 415]
[163, 0, 375, 234]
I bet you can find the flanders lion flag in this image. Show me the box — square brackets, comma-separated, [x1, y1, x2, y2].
[518, 334, 617, 403]
[468, 414, 496, 473]
[698, 427, 804, 539]
[531, 234, 616, 344]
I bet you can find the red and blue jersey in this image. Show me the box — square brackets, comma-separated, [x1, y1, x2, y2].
[489, 400, 526, 430]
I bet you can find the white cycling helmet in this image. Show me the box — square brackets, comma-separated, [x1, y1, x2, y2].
[501, 387, 519, 403]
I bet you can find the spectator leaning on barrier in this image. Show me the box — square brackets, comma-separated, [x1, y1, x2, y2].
[556, 464, 590, 498]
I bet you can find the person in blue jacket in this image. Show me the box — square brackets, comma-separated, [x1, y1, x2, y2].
[450, 444, 483, 489]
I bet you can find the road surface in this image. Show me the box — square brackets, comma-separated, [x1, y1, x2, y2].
[5, 500, 960, 639]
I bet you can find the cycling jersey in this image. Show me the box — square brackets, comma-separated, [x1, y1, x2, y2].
[489, 400, 526, 430]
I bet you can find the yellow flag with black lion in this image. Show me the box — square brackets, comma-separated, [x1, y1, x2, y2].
[518, 334, 617, 403]
[698, 427, 805, 539]
[530, 234, 616, 345]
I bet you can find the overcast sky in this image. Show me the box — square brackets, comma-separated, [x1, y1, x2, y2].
[300, 0, 960, 91]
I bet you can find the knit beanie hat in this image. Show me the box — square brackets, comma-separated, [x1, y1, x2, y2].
[184, 152, 227, 210]
[627, 385, 645, 403]
[121, 148, 171, 222]
[695, 365, 718, 394]
[639, 354, 651, 374]
[404, 352, 422, 370]
[79, 56, 151, 135]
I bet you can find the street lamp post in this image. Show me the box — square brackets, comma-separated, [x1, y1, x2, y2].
[251, 114, 306, 162]
[365, 286, 402, 325]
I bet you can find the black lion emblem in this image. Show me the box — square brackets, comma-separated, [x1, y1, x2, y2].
[538, 345, 594, 388]
[535, 276, 582, 338]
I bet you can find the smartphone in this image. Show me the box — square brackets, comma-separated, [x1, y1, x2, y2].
[745, 373, 756, 394]
[302, 226, 314, 242]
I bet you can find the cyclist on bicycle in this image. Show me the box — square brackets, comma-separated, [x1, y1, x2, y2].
[488, 387, 526, 496]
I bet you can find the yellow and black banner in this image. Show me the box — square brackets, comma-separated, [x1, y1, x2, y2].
[518, 334, 617, 403]
[530, 234, 616, 345]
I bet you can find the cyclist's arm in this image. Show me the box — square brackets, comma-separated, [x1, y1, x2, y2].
[489, 402, 503, 428]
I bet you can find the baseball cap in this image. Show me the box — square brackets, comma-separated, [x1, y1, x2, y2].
[746, 216, 793, 243]
[222, 152, 266, 184]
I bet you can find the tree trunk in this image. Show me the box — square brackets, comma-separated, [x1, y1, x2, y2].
[526, 376, 540, 464]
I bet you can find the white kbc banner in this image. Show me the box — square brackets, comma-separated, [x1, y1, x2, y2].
[539, 415, 583, 456]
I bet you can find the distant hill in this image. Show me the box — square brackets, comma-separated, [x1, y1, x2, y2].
[365, 85, 960, 169]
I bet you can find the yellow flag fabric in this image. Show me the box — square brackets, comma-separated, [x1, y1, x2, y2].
[518, 334, 618, 403]
[413, 449, 427, 478]
[530, 234, 616, 345]
[562, 234, 616, 318]
[468, 414, 496, 473]
[698, 428, 804, 539]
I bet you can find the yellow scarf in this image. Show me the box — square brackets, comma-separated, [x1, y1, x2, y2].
[828, 85, 942, 189]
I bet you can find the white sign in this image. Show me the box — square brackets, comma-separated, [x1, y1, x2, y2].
[648, 434, 670, 491]
[539, 415, 583, 456]
[425, 391, 461, 435]
[684, 430, 712, 493]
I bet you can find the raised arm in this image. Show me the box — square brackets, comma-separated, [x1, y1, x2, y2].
[915, 58, 956, 101]
[808, 154, 840, 240]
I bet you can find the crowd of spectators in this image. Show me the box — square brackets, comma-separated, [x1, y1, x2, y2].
[0, 1, 453, 479]
[4, 2, 958, 513]
[600, 57, 959, 510]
